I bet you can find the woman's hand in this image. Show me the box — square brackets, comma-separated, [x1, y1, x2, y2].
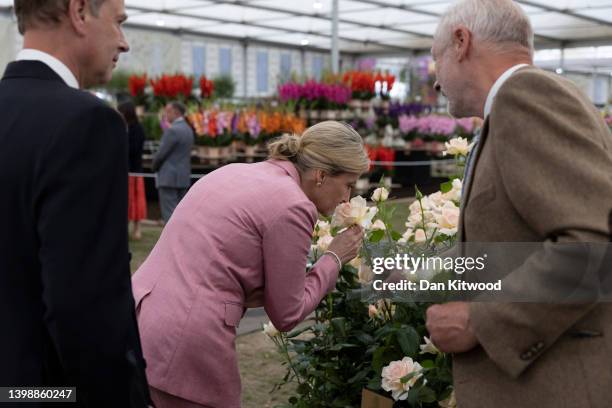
[327, 225, 365, 264]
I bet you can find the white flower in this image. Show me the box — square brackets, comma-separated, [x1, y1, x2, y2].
[434, 202, 460, 236]
[358, 263, 374, 284]
[314, 220, 331, 238]
[262, 321, 280, 338]
[331, 196, 378, 229]
[371, 187, 389, 202]
[420, 336, 441, 355]
[368, 304, 379, 318]
[398, 228, 414, 244]
[381, 357, 423, 401]
[442, 179, 462, 203]
[443, 137, 470, 156]
[414, 229, 427, 243]
[316, 234, 333, 252]
[428, 191, 446, 208]
[439, 390, 457, 408]
[371, 219, 386, 231]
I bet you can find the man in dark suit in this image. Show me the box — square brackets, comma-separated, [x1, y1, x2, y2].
[152, 102, 194, 223]
[0, 0, 150, 406]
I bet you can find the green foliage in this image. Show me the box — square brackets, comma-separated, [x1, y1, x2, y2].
[213, 75, 236, 99]
[141, 113, 162, 141]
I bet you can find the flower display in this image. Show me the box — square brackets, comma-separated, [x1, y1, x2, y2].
[342, 70, 376, 100]
[150, 74, 194, 101]
[199, 75, 214, 99]
[443, 137, 471, 156]
[128, 74, 147, 105]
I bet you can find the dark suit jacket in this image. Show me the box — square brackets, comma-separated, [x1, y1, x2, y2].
[0, 60, 150, 407]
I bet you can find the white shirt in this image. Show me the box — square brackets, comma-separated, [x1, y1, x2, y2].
[483, 63, 529, 118]
[16, 49, 79, 89]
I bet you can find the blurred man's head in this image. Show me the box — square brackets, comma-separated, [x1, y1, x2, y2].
[164, 102, 186, 124]
[14, 0, 129, 88]
[431, 0, 534, 118]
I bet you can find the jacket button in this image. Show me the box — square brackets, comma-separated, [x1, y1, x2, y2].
[535, 341, 544, 350]
[520, 351, 534, 360]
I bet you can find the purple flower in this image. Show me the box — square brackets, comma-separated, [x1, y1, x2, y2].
[247, 114, 261, 139]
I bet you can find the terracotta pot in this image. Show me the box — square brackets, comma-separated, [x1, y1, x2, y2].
[361, 389, 393, 408]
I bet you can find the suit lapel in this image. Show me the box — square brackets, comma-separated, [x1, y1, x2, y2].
[459, 117, 490, 242]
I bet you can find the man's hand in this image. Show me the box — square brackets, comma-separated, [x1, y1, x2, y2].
[426, 302, 479, 353]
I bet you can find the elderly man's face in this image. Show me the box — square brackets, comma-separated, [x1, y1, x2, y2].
[431, 40, 470, 118]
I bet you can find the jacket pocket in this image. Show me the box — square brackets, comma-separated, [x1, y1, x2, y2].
[224, 302, 245, 327]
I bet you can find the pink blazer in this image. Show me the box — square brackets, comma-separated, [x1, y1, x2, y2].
[132, 160, 338, 407]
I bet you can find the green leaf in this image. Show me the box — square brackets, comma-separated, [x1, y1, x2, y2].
[331, 317, 347, 337]
[396, 327, 419, 356]
[296, 383, 311, 395]
[420, 359, 435, 369]
[355, 332, 375, 345]
[418, 386, 437, 403]
[369, 229, 385, 243]
[286, 325, 312, 338]
[366, 377, 382, 390]
[390, 230, 403, 241]
[347, 369, 369, 384]
[440, 181, 453, 193]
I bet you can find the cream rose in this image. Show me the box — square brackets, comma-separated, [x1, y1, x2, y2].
[371, 219, 386, 231]
[262, 321, 280, 338]
[443, 137, 470, 156]
[331, 196, 378, 229]
[371, 187, 389, 202]
[381, 357, 423, 401]
[414, 229, 427, 243]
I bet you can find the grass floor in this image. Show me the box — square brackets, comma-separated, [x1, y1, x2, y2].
[128, 198, 413, 407]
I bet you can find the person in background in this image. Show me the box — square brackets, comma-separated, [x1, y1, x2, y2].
[152, 101, 194, 223]
[119, 100, 147, 240]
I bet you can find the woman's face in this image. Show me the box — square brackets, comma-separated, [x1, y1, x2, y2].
[309, 172, 361, 216]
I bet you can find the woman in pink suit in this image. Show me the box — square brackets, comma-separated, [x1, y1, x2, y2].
[132, 121, 369, 407]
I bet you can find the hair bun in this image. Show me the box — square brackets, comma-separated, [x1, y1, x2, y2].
[267, 133, 302, 161]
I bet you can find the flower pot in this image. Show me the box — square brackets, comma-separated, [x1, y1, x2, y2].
[341, 110, 353, 120]
[299, 109, 308, 120]
[350, 99, 362, 110]
[245, 145, 257, 163]
[197, 145, 208, 163]
[361, 100, 371, 113]
[208, 146, 220, 166]
[324, 110, 338, 120]
[361, 389, 393, 408]
[308, 110, 320, 120]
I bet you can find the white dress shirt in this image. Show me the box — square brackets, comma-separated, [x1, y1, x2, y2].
[16, 49, 79, 89]
[483, 63, 529, 118]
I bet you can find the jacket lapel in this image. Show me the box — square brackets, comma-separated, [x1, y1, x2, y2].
[459, 117, 490, 242]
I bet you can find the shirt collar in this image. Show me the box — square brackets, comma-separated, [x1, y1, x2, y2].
[484, 63, 529, 118]
[16, 49, 79, 89]
[268, 159, 301, 185]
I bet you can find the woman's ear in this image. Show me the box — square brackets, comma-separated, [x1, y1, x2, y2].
[316, 170, 327, 187]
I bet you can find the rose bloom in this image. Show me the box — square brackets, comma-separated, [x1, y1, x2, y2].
[442, 178, 462, 203]
[358, 263, 374, 284]
[316, 234, 333, 252]
[414, 228, 427, 243]
[434, 202, 460, 236]
[314, 220, 331, 238]
[331, 196, 378, 229]
[368, 304, 378, 319]
[443, 137, 470, 156]
[371, 187, 389, 202]
[371, 219, 386, 231]
[419, 336, 441, 355]
[381, 357, 423, 401]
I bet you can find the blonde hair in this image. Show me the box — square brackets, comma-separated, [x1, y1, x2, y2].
[268, 121, 369, 175]
[435, 0, 534, 56]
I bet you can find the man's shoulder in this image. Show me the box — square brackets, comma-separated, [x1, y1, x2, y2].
[502, 66, 581, 97]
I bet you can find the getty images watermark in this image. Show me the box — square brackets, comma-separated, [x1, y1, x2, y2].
[370, 253, 502, 292]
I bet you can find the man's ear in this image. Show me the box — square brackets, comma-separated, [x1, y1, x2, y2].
[452, 26, 472, 62]
[67, 0, 89, 36]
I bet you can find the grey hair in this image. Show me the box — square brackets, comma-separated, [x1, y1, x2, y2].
[435, 0, 534, 56]
[14, 0, 106, 34]
[167, 101, 186, 116]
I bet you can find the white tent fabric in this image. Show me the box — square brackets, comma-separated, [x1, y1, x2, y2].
[1, 0, 612, 53]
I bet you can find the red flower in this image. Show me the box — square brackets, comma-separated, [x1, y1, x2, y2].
[128, 74, 147, 97]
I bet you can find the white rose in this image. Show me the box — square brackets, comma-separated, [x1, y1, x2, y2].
[314, 220, 331, 238]
[371, 219, 386, 231]
[371, 187, 389, 202]
[316, 234, 333, 252]
[368, 304, 379, 319]
[262, 321, 280, 338]
[358, 263, 374, 284]
[444, 137, 469, 156]
[398, 228, 414, 244]
[428, 191, 446, 208]
[414, 229, 427, 243]
[381, 357, 423, 401]
[434, 203, 460, 236]
[331, 196, 378, 229]
[419, 336, 441, 355]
